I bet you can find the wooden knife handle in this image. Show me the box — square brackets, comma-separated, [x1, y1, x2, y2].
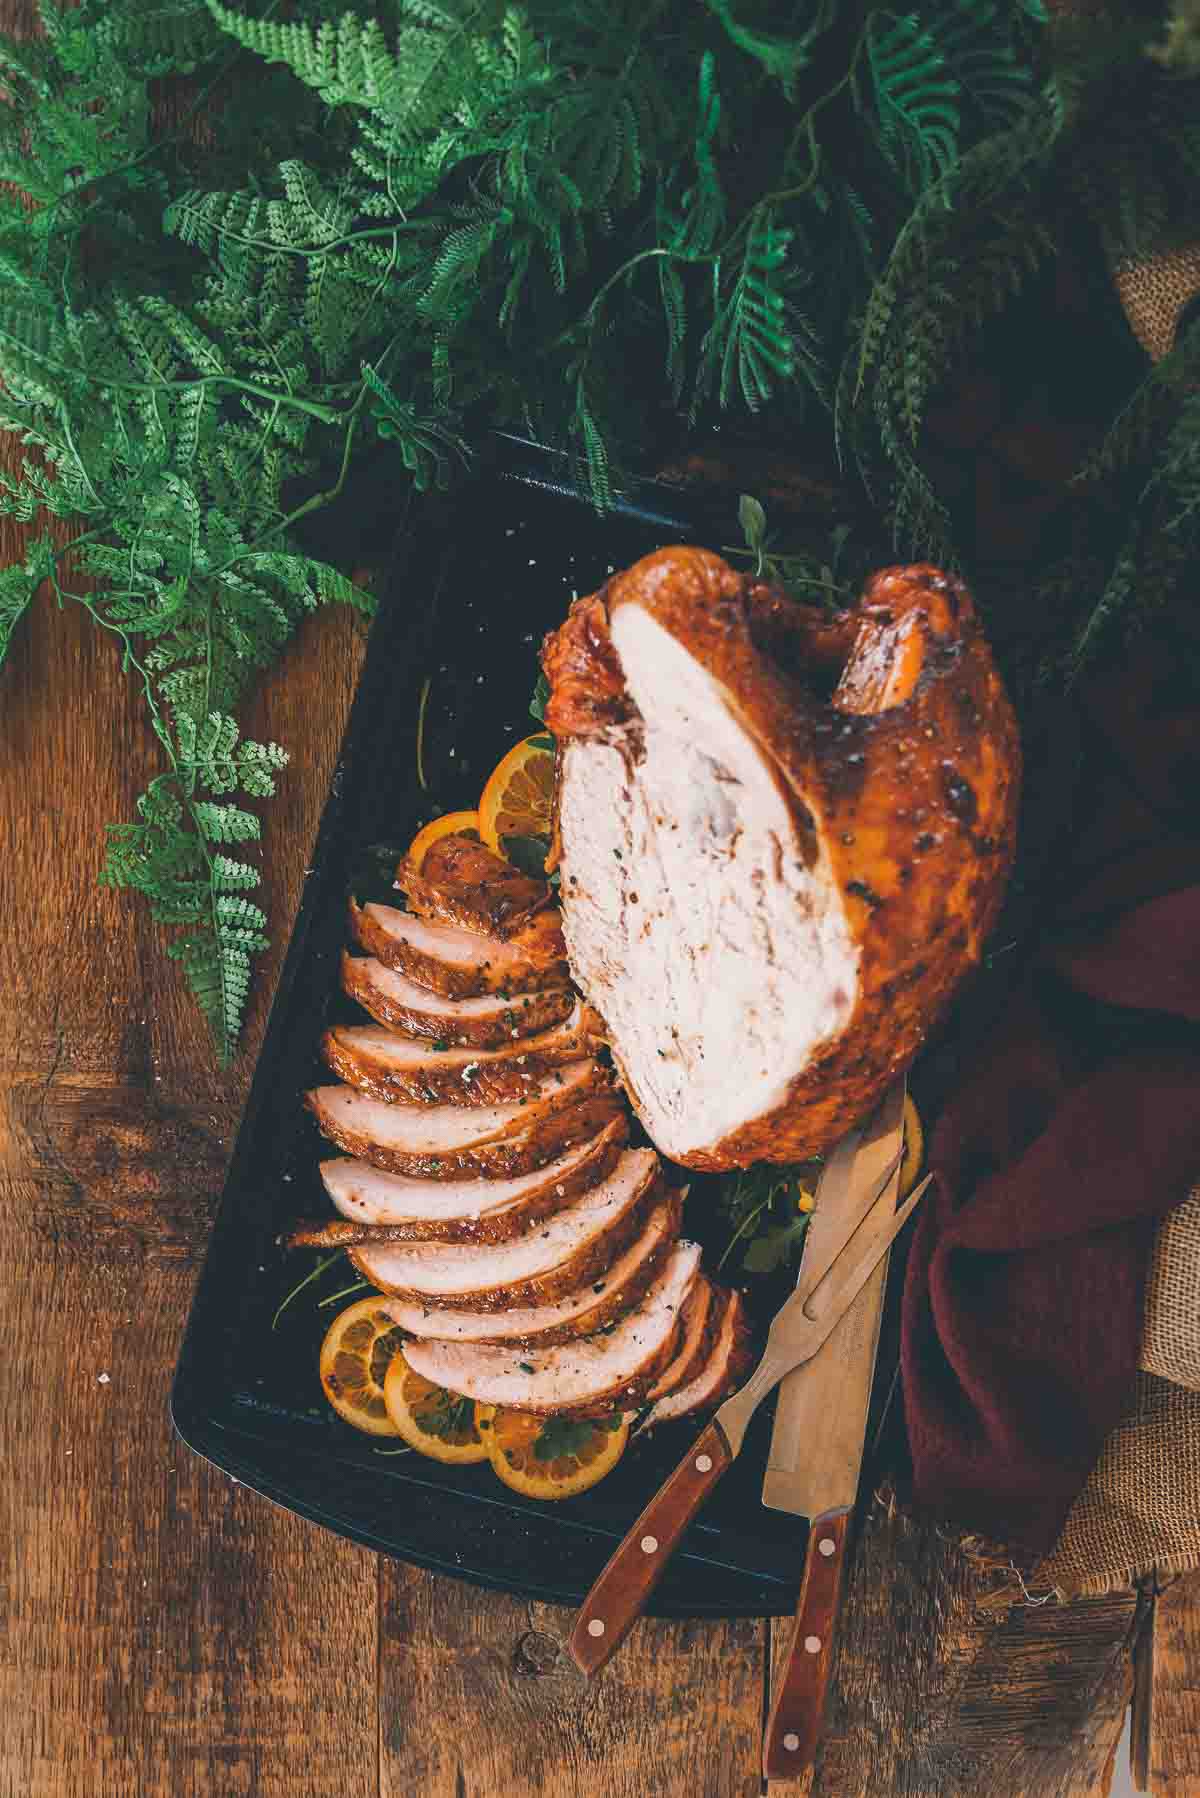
[762, 1507, 851, 1780]
[569, 1419, 732, 1678]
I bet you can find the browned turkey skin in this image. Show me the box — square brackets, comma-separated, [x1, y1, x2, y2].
[543, 548, 1021, 1167]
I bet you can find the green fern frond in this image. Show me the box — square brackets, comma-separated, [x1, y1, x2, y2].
[696, 211, 795, 412]
[675, 51, 726, 254]
[168, 931, 252, 1065]
[867, 13, 961, 195]
[933, 0, 1032, 131]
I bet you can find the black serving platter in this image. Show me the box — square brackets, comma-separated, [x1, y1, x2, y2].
[172, 436, 865, 1616]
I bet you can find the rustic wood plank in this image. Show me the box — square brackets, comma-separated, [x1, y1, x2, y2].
[0, 489, 380, 1796]
[770, 1496, 1141, 1797]
[1140, 1573, 1200, 1795]
[378, 1562, 766, 1798]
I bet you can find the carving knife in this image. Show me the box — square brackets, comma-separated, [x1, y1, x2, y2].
[567, 1123, 929, 1678]
[760, 1078, 907, 1778]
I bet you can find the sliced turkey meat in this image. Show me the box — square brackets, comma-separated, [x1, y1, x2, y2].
[395, 834, 554, 939]
[342, 952, 574, 1048]
[641, 1287, 753, 1427]
[377, 1192, 681, 1346]
[644, 1275, 720, 1403]
[349, 900, 567, 999]
[322, 1000, 604, 1107]
[347, 1148, 660, 1310]
[543, 549, 1020, 1166]
[295, 1118, 627, 1245]
[308, 1070, 621, 1181]
[401, 1240, 702, 1416]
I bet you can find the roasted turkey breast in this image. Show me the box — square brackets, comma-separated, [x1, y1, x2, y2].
[395, 834, 554, 939]
[347, 1148, 660, 1310]
[378, 1191, 681, 1346]
[307, 1065, 622, 1179]
[342, 951, 575, 1048]
[322, 1000, 603, 1106]
[303, 1118, 627, 1244]
[543, 548, 1020, 1167]
[641, 1287, 753, 1426]
[349, 899, 568, 998]
[401, 1240, 702, 1416]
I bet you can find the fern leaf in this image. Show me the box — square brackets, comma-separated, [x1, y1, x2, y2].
[191, 800, 260, 842]
[868, 14, 961, 195]
[0, 560, 39, 662]
[168, 931, 248, 1066]
[697, 212, 795, 413]
[210, 852, 260, 891]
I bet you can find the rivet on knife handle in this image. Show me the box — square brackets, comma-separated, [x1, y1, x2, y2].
[762, 1507, 851, 1779]
[569, 1419, 732, 1677]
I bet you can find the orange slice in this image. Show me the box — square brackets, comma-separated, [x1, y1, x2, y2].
[383, 1354, 488, 1464]
[406, 809, 480, 871]
[319, 1295, 406, 1436]
[477, 736, 555, 857]
[476, 1403, 629, 1499]
[900, 1093, 925, 1199]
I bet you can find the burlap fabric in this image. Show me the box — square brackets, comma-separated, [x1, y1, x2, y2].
[1032, 239, 1200, 1597]
[1141, 1189, 1200, 1394]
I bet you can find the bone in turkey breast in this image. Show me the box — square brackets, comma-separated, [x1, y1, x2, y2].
[347, 1147, 660, 1310]
[543, 548, 1020, 1167]
[395, 834, 554, 940]
[306, 1117, 626, 1243]
[401, 1240, 702, 1416]
[322, 1000, 604, 1107]
[341, 952, 574, 1048]
[378, 1190, 681, 1346]
[349, 900, 567, 998]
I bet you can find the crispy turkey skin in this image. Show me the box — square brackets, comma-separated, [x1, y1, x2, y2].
[542, 547, 1020, 1168]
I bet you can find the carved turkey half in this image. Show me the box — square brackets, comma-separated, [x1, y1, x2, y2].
[542, 548, 1020, 1168]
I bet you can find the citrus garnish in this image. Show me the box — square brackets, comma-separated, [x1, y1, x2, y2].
[406, 809, 480, 871]
[900, 1093, 925, 1198]
[476, 1404, 629, 1499]
[477, 735, 555, 857]
[383, 1355, 488, 1464]
[319, 1295, 407, 1436]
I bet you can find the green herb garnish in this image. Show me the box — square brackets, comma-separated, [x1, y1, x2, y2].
[717, 1163, 820, 1275]
[533, 1415, 603, 1461]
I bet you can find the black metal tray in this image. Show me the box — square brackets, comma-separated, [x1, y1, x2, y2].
[171, 437, 846, 1616]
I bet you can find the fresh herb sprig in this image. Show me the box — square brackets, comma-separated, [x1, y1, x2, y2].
[717, 1162, 819, 1275]
[533, 1413, 621, 1461]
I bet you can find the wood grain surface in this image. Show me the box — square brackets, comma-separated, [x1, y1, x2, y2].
[1, 6, 1199, 1788]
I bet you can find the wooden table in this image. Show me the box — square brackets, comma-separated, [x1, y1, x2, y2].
[2, 507, 1198, 1798]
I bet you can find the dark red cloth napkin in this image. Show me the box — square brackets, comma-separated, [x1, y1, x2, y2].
[900, 644, 1200, 1554]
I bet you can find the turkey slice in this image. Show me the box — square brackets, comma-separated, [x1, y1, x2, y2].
[308, 1072, 622, 1180]
[640, 1288, 753, 1427]
[644, 1275, 718, 1403]
[342, 952, 573, 1049]
[401, 1241, 702, 1416]
[378, 1192, 681, 1346]
[295, 1119, 626, 1245]
[350, 900, 567, 999]
[395, 834, 554, 940]
[322, 999, 603, 1106]
[348, 1148, 660, 1310]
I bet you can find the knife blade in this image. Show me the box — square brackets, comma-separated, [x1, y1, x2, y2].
[760, 1082, 907, 1779]
[763, 1077, 906, 1511]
